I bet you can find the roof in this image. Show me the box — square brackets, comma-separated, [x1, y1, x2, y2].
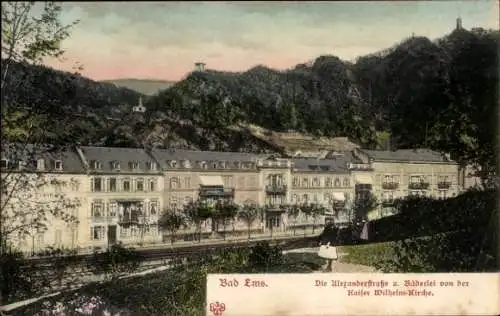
[151, 148, 268, 168]
[360, 149, 456, 163]
[291, 154, 355, 173]
[79, 146, 157, 173]
[1, 144, 85, 173]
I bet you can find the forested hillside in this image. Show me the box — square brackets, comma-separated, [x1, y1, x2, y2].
[147, 26, 498, 184]
[2, 25, 498, 183]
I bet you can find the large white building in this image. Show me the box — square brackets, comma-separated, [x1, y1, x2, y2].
[1, 144, 474, 253]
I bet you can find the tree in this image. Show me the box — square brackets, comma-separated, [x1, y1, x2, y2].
[215, 201, 239, 240]
[158, 209, 187, 244]
[286, 204, 301, 236]
[310, 204, 327, 234]
[183, 201, 214, 243]
[352, 192, 378, 225]
[237, 203, 261, 240]
[1, 2, 80, 256]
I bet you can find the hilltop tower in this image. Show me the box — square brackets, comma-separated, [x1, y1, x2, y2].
[195, 62, 206, 72]
[456, 17, 463, 30]
[132, 96, 146, 113]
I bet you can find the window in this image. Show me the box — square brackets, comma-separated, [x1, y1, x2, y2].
[325, 178, 332, 187]
[108, 202, 118, 217]
[170, 177, 180, 189]
[219, 161, 227, 169]
[313, 178, 320, 187]
[150, 200, 158, 215]
[234, 161, 241, 169]
[313, 194, 318, 202]
[92, 177, 103, 192]
[302, 194, 309, 203]
[54, 160, 63, 171]
[91, 201, 104, 217]
[131, 225, 139, 237]
[90, 160, 102, 170]
[292, 177, 299, 187]
[91, 226, 105, 240]
[0, 159, 8, 169]
[120, 227, 129, 238]
[200, 161, 207, 169]
[292, 194, 298, 202]
[112, 161, 121, 170]
[182, 160, 191, 168]
[184, 177, 191, 188]
[343, 178, 349, 187]
[410, 175, 422, 183]
[334, 177, 341, 187]
[302, 178, 309, 188]
[129, 162, 139, 170]
[123, 179, 131, 192]
[146, 161, 156, 171]
[136, 179, 144, 191]
[148, 179, 156, 191]
[324, 193, 331, 202]
[170, 160, 177, 168]
[108, 178, 117, 192]
[212, 162, 218, 169]
[37, 159, 45, 170]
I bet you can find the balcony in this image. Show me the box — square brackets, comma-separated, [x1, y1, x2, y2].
[437, 182, 452, 189]
[199, 187, 235, 197]
[382, 182, 399, 190]
[265, 184, 287, 195]
[408, 182, 430, 190]
[119, 215, 140, 225]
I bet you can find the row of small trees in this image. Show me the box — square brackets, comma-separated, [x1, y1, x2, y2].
[158, 200, 331, 243]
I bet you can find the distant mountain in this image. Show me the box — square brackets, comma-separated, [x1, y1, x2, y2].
[102, 78, 176, 96]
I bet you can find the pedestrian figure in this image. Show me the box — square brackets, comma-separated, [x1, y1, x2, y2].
[318, 221, 340, 272]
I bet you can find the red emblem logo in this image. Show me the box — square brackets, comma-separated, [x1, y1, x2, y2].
[209, 301, 226, 316]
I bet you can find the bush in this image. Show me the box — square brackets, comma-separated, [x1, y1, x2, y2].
[87, 244, 145, 280]
[368, 189, 496, 242]
[12, 242, 319, 315]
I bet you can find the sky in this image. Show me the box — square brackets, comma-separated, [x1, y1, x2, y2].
[42, 1, 499, 82]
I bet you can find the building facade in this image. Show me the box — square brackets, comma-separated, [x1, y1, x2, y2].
[1, 145, 466, 253]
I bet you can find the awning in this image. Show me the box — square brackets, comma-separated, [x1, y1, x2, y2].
[354, 173, 373, 184]
[199, 175, 224, 187]
[331, 192, 345, 201]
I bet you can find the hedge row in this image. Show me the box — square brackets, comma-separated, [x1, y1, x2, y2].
[368, 189, 497, 242]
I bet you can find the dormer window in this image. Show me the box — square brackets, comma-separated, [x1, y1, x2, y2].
[90, 160, 102, 170]
[54, 160, 63, 171]
[170, 160, 177, 168]
[129, 161, 139, 170]
[0, 159, 8, 169]
[219, 161, 227, 169]
[18, 161, 26, 170]
[234, 161, 241, 169]
[112, 161, 121, 170]
[200, 161, 207, 169]
[37, 159, 45, 171]
[146, 161, 156, 171]
[212, 162, 218, 169]
[182, 160, 191, 168]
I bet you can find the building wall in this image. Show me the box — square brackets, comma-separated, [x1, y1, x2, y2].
[2, 146, 470, 253]
[371, 161, 461, 201]
[84, 173, 164, 249]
